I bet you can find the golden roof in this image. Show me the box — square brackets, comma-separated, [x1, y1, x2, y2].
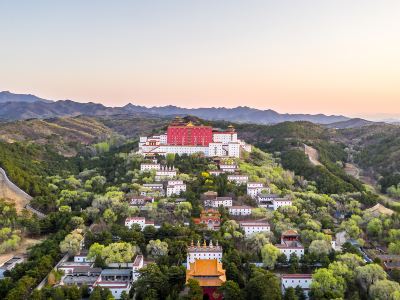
[186, 259, 226, 287]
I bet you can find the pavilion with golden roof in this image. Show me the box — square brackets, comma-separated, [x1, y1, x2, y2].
[186, 258, 226, 300]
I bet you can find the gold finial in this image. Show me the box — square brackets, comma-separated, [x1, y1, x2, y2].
[187, 121, 194, 127]
[191, 240, 194, 247]
[197, 240, 200, 247]
[203, 240, 207, 248]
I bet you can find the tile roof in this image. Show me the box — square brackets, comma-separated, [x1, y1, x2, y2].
[186, 259, 226, 287]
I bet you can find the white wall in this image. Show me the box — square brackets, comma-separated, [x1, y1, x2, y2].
[241, 225, 270, 235]
[278, 248, 304, 259]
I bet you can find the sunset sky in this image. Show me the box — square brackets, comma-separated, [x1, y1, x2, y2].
[1, 1, 400, 119]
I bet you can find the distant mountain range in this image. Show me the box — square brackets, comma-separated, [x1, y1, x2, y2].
[0, 91, 52, 103]
[0, 90, 367, 126]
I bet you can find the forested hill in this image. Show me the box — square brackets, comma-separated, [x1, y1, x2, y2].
[0, 114, 399, 198]
[208, 120, 364, 195]
[203, 119, 400, 197]
[340, 123, 400, 195]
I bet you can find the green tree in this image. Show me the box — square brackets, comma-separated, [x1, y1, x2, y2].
[146, 239, 169, 258]
[173, 202, 192, 220]
[134, 263, 169, 299]
[218, 280, 243, 300]
[336, 253, 365, 270]
[389, 241, 400, 255]
[310, 268, 345, 300]
[355, 264, 387, 295]
[370, 280, 400, 300]
[103, 208, 117, 224]
[289, 253, 300, 273]
[284, 287, 298, 300]
[309, 240, 331, 257]
[101, 242, 136, 264]
[367, 218, 383, 237]
[261, 243, 281, 270]
[186, 279, 203, 300]
[89, 287, 114, 300]
[221, 220, 243, 239]
[246, 231, 274, 252]
[59, 229, 84, 255]
[244, 268, 282, 300]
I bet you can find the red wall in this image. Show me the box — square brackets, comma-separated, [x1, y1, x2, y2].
[167, 126, 213, 146]
[202, 287, 223, 300]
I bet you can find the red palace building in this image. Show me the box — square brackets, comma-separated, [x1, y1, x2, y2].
[167, 118, 213, 146]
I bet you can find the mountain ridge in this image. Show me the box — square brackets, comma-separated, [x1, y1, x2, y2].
[0, 91, 52, 103]
[0, 91, 356, 125]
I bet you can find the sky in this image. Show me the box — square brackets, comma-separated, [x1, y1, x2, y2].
[1, 1, 400, 119]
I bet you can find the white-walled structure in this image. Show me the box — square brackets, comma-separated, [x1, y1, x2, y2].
[275, 229, 304, 259]
[132, 255, 144, 282]
[228, 206, 252, 216]
[129, 196, 154, 206]
[140, 163, 160, 172]
[281, 274, 312, 295]
[276, 241, 305, 259]
[219, 164, 237, 173]
[140, 183, 165, 197]
[227, 174, 248, 185]
[257, 194, 280, 208]
[138, 121, 251, 158]
[239, 220, 270, 235]
[166, 180, 186, 196]
[186, 240, 223, 269]
[125, 217, 155, 230]
[155, 166, 177, 181]
[213, 131, 238, 143]
[94, 280, 131, 299]
[209, 170, 225, 176]
[142, 183, 163, 190]
[204, 197, 233, 208]
[73, 251, 94, 263]
[247, 182, 270, 198]
[273, 198, 293, 210]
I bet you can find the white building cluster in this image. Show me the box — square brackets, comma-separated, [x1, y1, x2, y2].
[138, 123, 250, 158]
[58, 252, 144, 300]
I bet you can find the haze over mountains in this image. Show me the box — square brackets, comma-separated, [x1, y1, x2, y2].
[0, 91, 366, 126]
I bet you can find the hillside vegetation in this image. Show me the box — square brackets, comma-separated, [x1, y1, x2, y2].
[341, 124, 400, 194]
[209, 120, 364, 195]
[1, 115, 399, 199]
[1, 114, 400, 299]
[0, 117, 116, 156]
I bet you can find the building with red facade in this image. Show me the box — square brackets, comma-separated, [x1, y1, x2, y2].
[138, 117, 252, 158]
[167, 120, 213, 146]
